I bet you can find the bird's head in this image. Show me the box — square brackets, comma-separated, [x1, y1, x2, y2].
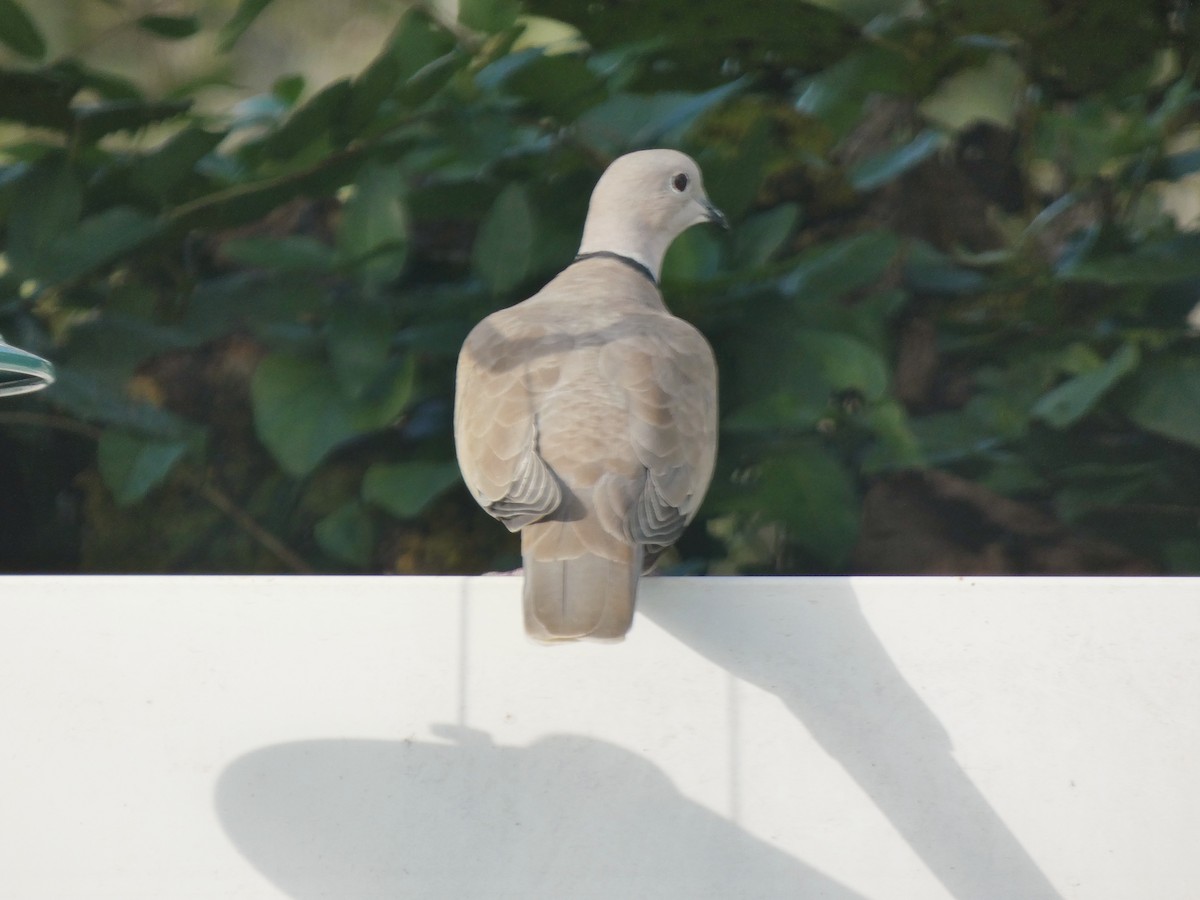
[578, 149, 727, 280]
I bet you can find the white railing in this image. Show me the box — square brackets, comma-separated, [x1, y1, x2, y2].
[1, 576, 1197, 899]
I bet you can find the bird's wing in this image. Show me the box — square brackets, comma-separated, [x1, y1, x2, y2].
[454, 311, 564, 531]
[594, 316, 718, 555]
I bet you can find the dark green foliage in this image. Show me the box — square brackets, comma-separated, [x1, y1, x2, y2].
[1, 0, 1199, 574]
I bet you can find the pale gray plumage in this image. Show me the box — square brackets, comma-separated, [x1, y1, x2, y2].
[455, 149, 723, 642]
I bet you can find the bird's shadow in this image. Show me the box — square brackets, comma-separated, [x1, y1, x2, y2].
[214, 725, 869, 900]
[640, 579, 1064, 900]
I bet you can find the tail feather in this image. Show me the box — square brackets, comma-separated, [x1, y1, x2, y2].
[523, 551, 641, 642]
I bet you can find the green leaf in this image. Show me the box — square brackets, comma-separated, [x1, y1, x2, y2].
[699, 114, 772, 221]
[497, 52, 607, 120]
[575, 79, 746, 155]
[314, 501, 375, 566]
[795, 331, 890, 401]
[5, 157, 82, 281]
[336, 162, 408, 283]
[48, 369, 186, 437]
[0, 0, 45, 60]
[392, 10, 456, 81]
[662, 227, 723, 283]
[363, 461, 461, 519]
[251, 353, 414, 477]
[221, 236, 336, 273]
[0, 67, 78, 129]
[732, 204, 800, 270]
[326, 302, 394, 400]
[1058, 233, 1200, 286]
[1121, 357, 1200, 449]
[257, 78, 352, 161]
[272, 74, 306, 106]
[796, 45, 910, 136]
[535, 0, 855, 89]
[743, 444, 859, 567]
[169, 147, 365, 232]
[459, 0, 519, 33]
[861, 400, 924, 471]
[726, 330, 889, 431]
[182, 273, 327, 343]
[136, 14, 200, 39]
[59, 315, 191, 392]
[73, 98, 192, 143]
[130, 126, 225, 200]
[919, 53, 1025, 133]
[472, 183, 535, 294]
[850, 129, 943, 192]
[252, 354, 360, 477]
[1031, 343, 1139, 429]
[347, 354, 415, 432]
[780, 230, 899, 301]
[220, 0, 273, 51]
[1160, 148, 1200, 181]
[97, 430, 189, 506]
[342, 11, 456, 134]
[904, 240, 988, 294]
[42, 207, 163, 284]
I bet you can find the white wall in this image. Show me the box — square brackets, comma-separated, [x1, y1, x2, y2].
[1, 576, 1197, 899]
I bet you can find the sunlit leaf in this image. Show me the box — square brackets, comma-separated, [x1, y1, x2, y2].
[74, 98, 192, 142]
[919, 54, 1025, 132]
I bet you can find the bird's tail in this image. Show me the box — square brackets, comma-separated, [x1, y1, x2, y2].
[522, 545, 641, 642]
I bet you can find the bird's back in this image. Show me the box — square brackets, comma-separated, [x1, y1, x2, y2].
[455, 259, 717, 640]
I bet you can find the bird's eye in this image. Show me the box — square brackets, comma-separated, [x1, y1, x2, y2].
[670, 172, 689, 193]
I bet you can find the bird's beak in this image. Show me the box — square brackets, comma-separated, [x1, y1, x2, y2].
[702, 199, 729, 231]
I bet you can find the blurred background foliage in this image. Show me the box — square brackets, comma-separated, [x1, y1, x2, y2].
[1, 0, 1199, 574]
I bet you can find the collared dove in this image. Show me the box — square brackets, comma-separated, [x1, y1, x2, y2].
[455, 149, 724, 642]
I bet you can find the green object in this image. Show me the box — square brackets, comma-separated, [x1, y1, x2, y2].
[0, 336, 54, 397]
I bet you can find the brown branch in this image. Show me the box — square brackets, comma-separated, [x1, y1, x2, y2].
[183, 472, 317, 574]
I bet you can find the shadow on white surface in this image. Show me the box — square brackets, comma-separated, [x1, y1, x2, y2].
[641, 581, 1063, 900]
[215, 726, 867, 899]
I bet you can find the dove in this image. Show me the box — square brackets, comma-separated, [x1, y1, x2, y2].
[455, 149, 724, 642]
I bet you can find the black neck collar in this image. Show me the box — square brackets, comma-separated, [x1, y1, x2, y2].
[571, 251, 657, 287]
